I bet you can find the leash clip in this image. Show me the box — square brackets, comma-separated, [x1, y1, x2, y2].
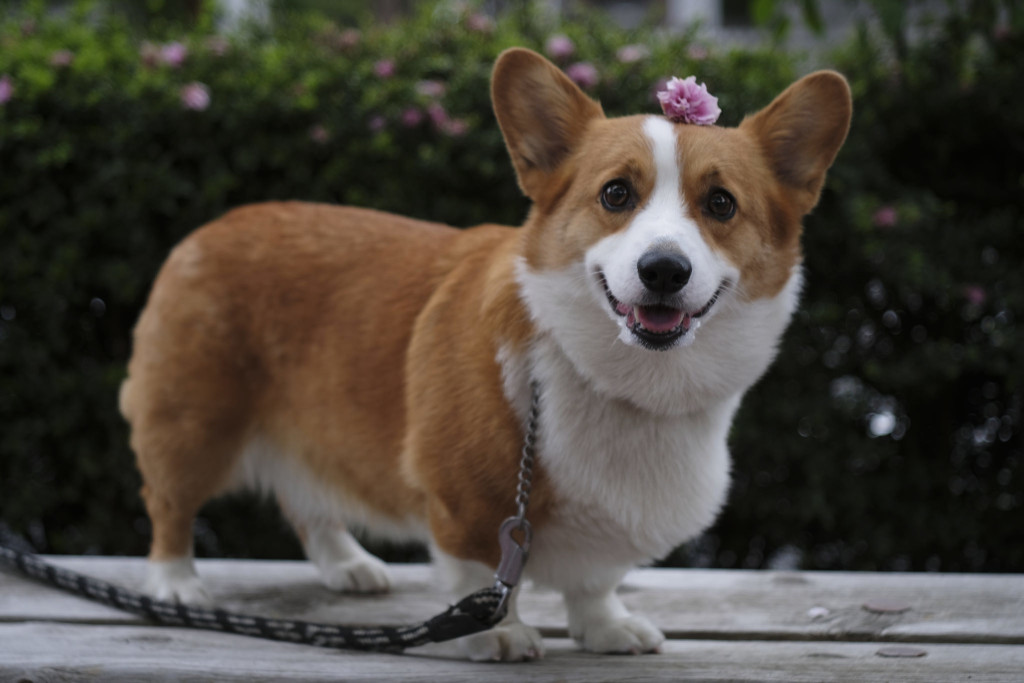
[493, 516, 532, 615]
[495, 516, 532, 588]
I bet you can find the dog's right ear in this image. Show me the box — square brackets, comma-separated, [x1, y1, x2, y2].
[491, 48, 604, 200]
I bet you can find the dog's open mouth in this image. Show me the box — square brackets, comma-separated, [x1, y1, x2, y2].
[598, 273, 724, 350]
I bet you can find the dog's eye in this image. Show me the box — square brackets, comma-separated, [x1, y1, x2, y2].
[600, 181, 632, 211]
[707, 189, 736, 220]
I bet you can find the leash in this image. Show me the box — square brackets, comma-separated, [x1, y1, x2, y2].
[0, 542, 507, 651]
[0, 383, 541, 653]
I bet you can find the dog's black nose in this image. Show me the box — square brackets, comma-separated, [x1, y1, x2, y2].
[637, 251, 692, 294]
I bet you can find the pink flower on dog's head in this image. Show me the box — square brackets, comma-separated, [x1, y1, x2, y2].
[657, 76, 720, 126]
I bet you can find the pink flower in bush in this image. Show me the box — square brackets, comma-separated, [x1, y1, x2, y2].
[657, 76, 720, 125]
[872, 206, 898, 228]
[545, 34, 575, 60]
[206, 36, 230, 56]
[467, 13, 495, 33]
[444, 118, 469, 137]
[320, 27, 361, 52]
[338, 28, 362, 49]
[374, 59, 396, 78]
[309, 124, 330, 144]
[140, 41, 161, 68]
[368, 115, 386, 132]
[0, 74, 13, 104]
[419, 102, 469, 136]
[688, 45, 710, 61]
[567, 62, 599, 89]
[50, 50, 74, 67]
[617, 44, 649, 64]
[427, 103, 450, 129]
[180, 82, 210, 111]
[401, 107, 424, 128]
[161, 41, 188, 68]
[963, 285, 987, 306]
[415, 79, 446, 99]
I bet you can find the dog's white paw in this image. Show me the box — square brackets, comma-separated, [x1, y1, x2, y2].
[144, 558, 212, 605]
[574, 614, 665, 654]
[458, 622, 545, 662]
[319, 555, 391, 594]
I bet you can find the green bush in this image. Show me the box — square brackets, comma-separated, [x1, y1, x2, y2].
[0, 1, 1020, 571]
[700, 5, 1024, 572]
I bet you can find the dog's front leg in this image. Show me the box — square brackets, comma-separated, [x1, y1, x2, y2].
[564, 581, 665, 654]
[429, 547, 544, 661]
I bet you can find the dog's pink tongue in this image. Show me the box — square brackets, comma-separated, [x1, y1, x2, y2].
[636, 305, 686, 333]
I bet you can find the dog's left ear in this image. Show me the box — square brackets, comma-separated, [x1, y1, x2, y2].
[741, 71, 852, 213]
[491, 48, 604, 200]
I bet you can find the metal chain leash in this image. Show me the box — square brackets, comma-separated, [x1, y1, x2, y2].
[493, 381, 540, 609]
[514, 381, 541, 521]
[0, 382, 544, 653]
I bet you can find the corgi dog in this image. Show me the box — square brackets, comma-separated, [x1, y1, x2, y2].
[119, 48, 851, 660]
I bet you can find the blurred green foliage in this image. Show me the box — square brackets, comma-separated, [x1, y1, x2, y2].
[0, 1, 1020, 571]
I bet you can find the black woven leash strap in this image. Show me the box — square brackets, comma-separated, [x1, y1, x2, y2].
[0, 541, 506, 652]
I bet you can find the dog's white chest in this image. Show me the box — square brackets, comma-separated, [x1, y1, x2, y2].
[502, 340, 736, 591]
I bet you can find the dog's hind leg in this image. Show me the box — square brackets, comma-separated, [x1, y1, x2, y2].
[121, 362, 253, 604]
[132, 420, 249, 605]
[140, 485, 212, 604]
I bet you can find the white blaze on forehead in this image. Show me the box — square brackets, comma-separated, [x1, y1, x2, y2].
[643, 116, 683, 219]
[635, 116, 718, 286]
